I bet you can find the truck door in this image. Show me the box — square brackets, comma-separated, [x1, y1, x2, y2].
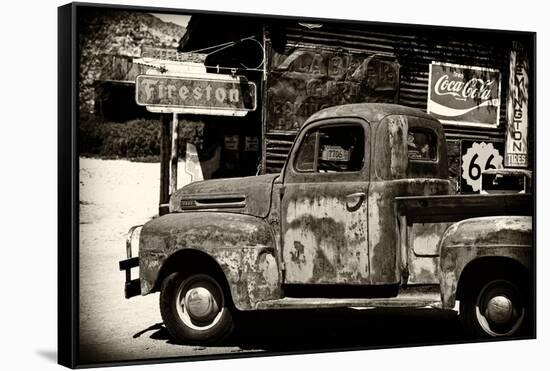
[280, 118, 371, 284]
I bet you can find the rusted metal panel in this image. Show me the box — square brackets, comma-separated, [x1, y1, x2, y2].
[410, 223, 449, 256]
[368, 178, 451, 285]
[374, 114, 450, 181]
[306, 103, 435, 126]
[387, 115, 408, 179]
[395, 193, 532, 224]
[281, 184, 370, 284]
[438, 215, 532, 309]
[366, 181, 398, 285]
[406, 222, 451, 285]
[138, 212, 282, 310]
[170, 173, 279, 218]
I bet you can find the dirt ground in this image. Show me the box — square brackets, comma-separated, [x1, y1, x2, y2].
[78, 157, 466, 366]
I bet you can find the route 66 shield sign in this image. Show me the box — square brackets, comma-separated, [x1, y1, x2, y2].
[461, 141, 504, 192]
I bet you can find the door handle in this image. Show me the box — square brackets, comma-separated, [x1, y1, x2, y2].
[346, 192, 366, 200]
[345, 192, 366, 212]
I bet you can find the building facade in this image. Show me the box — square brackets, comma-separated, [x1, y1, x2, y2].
[177, 15, 534, 193]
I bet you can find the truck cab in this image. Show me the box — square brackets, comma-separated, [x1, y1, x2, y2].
[277, 104, 449, 289]
[120, 103, 533, 344]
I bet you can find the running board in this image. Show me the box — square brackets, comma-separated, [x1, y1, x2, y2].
[256, 290, 442, 310]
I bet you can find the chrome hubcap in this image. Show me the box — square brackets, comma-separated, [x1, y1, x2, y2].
[475, 280, 524, 337]
[486, 295, 514, 324]
[183, 286, 219, 322]
[175, 275, 225, 331]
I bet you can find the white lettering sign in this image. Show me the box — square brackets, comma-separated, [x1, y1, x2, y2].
[505, 47, 529, 167]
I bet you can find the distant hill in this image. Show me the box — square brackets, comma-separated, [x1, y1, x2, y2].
[79, 8, 187, 114]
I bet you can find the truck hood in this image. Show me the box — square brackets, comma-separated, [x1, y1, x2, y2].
[169, 173, 280, 218]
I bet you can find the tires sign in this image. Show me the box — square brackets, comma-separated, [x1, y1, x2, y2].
[461, 141, 504, 192]
[505, 45, 529, 168]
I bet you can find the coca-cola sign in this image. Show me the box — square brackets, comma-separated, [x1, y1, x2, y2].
[427, 62, 501, 128]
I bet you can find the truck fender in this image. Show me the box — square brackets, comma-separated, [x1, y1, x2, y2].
[438, 215, 532, 310]
[138, 212, 282, 310]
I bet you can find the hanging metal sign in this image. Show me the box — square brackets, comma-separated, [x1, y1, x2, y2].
[135, 74, 257, 116]
[140, 46, 207, 63]
[505, 46, 529, 168]
[428, 62, 501, 128]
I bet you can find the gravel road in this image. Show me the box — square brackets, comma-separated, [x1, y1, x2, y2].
[78, 157, 465, 365]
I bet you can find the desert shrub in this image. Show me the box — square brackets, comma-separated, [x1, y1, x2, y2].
[79, 116, 208, 160]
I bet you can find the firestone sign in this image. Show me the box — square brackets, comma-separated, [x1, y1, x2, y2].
[136, 74, 257, 114]
[428, 62, 501, 128]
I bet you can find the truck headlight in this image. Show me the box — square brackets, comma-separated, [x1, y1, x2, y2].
[126, 225, 143, 259]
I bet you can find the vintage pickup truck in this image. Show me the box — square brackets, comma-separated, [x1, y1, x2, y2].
[120, 103, 533, 344]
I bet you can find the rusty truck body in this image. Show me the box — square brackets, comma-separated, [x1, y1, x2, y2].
[120, 103, 533, 344]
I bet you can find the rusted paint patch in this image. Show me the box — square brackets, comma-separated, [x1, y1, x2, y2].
[439, 270, 457, 307]
[406, 222, 450, 284]
[305, 103, 436, 126]
[368, 178, 451, 285]
[170, 173, 279, 218]
[387, 115, 408, 179]
[138, 212, 282, 310]
[282, 188, 369, 284]
[441, 216, 532, 247]
[312, 248, 337, 280]
[411, 223, 450, 256]
[367, 182, 398, 284]
[290, 241, 306, 264]
[408, 257, 439, 284]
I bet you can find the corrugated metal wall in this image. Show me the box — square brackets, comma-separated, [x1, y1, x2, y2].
[263, 23, 512, 174]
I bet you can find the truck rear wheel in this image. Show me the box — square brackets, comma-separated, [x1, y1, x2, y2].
[160, 272, 234, 344]
[460, 277, 528, 338]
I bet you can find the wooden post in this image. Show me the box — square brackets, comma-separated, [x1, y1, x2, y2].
[170, 113, 179, 195]
[159, 113, 171, 216]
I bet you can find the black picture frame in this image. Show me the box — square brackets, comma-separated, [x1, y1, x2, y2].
[58, 2, 536, 368]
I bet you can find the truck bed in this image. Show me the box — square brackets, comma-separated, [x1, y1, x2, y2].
[395, 193, 532, 224]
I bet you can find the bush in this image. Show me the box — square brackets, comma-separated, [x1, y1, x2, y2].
[79, 116, 206, 160]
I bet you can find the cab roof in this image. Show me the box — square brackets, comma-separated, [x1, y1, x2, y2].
[304, 103, 437, 125]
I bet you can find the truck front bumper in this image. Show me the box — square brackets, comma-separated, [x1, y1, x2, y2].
[119, 225, 143, 299]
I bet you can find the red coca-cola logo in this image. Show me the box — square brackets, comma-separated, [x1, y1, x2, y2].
[434, 74, 495, 101]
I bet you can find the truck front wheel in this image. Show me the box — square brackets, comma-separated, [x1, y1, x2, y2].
[160, 272, 234, 344]
[460, 277, 528, 338]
